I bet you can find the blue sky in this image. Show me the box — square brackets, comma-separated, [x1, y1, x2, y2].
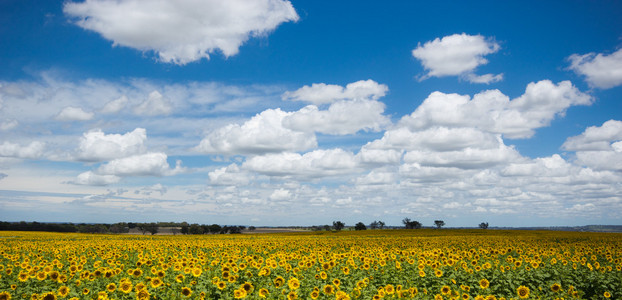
[1, 0, 621, 227]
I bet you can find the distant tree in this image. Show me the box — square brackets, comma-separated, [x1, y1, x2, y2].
[146, 223, 159, 235]
[378, 221, 385, 229]
[332, 221, 345, 231]
[181, 224, 189, 234]
[354, 222, 367, 231]
[208, 224, 222, 234]
[189, 224, 203, 234]
[137, 223, 149, 235]
[322, 225, 331, 231]
[109, 223, 129, 234]
[434, 220, 445, 229]
[171, 227, 180, 235]
[479, 222, 489, 229]
[402, 218, 422, 229]
[369, 221, 379, 229]
[248, 226, 256, 231]
[370, 220, 385, 229]
[229, 226, 242, 234]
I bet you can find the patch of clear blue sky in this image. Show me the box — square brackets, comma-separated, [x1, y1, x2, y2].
[1, 0, 621, 160]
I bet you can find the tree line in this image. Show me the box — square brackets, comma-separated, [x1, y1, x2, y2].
[312, 219, 490, 231]
[0, 221, 249, 235]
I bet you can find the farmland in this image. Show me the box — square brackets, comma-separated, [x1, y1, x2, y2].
[1, 229, 621, 299]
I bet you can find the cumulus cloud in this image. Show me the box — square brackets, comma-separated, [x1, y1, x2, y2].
[64, 0, 299, 64]
[283, 99, 390, 135]
[243, 149, 358, 179]
[400, 80, 592, 139]
[412, 33, 502, 83]
[0, 141, 45, 159]
[73, 171, 121, 186]
[76, 128, 147, 162]
[562, 120, 622, 151]
[133, 91, 172, 116]
[55, 106, 94, 121]
[97, 152, 185, 177]
[101, 96, 128, 114]
[208, 164, 252, 186]
[403, 141, 521, 169]
[568, 48, 622, 89]
[195, 108, 316, 155]
[562, 120, 622, 171]
[282, 80, 388, 105]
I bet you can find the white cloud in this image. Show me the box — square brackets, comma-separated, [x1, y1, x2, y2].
[77, 128, 147, 162]
[0, 119, 18, 131]
[208, 164, 252, 186]
[562, 120, 622, 171]
[568, 48, 622, 89]
[195, 108, 316, 155]
[101, 95, 128, 114]
[400, 80, 592, 139]
[73, 171, 121, 186]
[134, 91, 172, 116]
[412, 33, 502, 83]
[97, 152, 185, 177]
[562, 120, 622, 151]
[282, 99, 390, 135]
[243, 149, 358, 179]
[0, 141, 45, 159]
[269, 188, 291, 201]
[282, 80, 388, 105]
[403, 142, 521, 169]
[55, 106, 94, 121]
[64, 0, 299, 65]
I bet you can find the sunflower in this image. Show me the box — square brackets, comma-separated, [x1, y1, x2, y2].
[132, 269, 143, 277]
[435, 269, 443, 277]
[119, 281, 133, 293]
[479, 279, 490, 289]
[274, 276, 285, 288]
[441, 285, 451, 296]
[192, 268, 202, 277]
[323, 285, 334, 295]
[36, 272, 47, 280]
[288, 277, 300, 289]
[18, 272, 29, 282]
[258, 288, 269, 298]
[516, 286, 529, 299]
[41, 292, 56, 300]
[550, 283, 561, 292]
[332, 278, 340, 288]
[335, 291, 350, 300]
[58, 286, 69, 297]
[310, 290, 319, 299]
[82, 288, 89, 296]
[385, 284, 395, 295]
[136, 289, 150, 300]
[217, 281, 227, 290]
[106, 283, 116, 293]
[604, 292, 611, 298]
[233, 289, 246, 299]
[434, 294, 443, 300]
[181, 287, 192, 297]
[320, 272, 327, 280]
[176, 274, 185, 283]
[0, 292, 10, 300]
[241, 282, 254, 293]
[287, 291, 298, 300]
[150, 277, 163, 288]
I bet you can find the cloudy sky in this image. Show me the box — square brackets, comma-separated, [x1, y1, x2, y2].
[1, 0, 621, 227]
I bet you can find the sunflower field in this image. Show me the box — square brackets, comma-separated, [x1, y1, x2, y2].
[1, 229, 621, 300]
